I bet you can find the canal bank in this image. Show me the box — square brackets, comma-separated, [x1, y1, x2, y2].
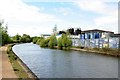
[70, 47, 120, 57]
[53, 46, 120, 57]
[7, 44, 38, 79]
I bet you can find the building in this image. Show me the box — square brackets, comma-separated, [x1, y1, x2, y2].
[80, 29, 114, 39]
[109, 34, 120, 48]
[41, 34, 51, 39]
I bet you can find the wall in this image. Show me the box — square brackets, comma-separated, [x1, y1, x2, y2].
[71, 37, 120, 49]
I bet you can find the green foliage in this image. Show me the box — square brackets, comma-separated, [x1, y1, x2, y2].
[7, 44, 29, 78]
[57, 37, 63, 49]
[0, 20, 11, 46]
[62, 34, 72, 48]
[20, 34, 31, 43]
[48, 35, 57, 48]
[36, 37, 43, 45]
[36, 39, 41, 45]
[32, 37, 38, 44]
[32, 37, 44, 44]
[58, 34, 72, 49]
[12, 33, 21, 43]
[40, 38, 50, 47]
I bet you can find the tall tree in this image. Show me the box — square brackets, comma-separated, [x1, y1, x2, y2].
[0, 20, 11, 46]
[48, 35, 57, 48]
[53, 24, 57, 34]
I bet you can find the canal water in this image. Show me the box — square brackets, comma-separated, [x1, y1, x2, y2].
[12, 43, 118, 78]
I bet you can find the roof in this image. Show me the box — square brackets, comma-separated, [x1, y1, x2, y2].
[42, 34, 51, 36]
[110, 34, 120, 37]
[82, 29, 114, 33]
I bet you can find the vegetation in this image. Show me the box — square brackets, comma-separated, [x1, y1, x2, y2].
[32, 32, 72, 50]
[36, 37, 44, 45]
[12, 33, 21, 43]
[7, 44, 29, 78]
[0, 20, 11, 46]
[92, 47, 120, 56]
[32, 36, 42, 44]
[57, 37, 63, 49]
[20, 34, 32, 43]
[61, 34, 72, 49]
[0, 19, 32, 46]
[40, 38, 50, 47]
[32, 33, 72, 50]
[48, 35, 57, 48]
[32, 37, 39, 44]
[57, 34, 72, 50]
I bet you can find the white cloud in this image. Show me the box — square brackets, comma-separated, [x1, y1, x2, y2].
[55, 7, 73, 16]
[0, 0, 60, 36]
[74, 0, 118, 33]
[94, 15, 117, 26]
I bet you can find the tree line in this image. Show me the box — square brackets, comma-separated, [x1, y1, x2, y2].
[0, 20, 32, 46]
[32, 33, 72, 50]
[0, 20, 72, 49]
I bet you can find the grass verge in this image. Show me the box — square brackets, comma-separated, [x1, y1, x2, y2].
[72, 46, 120, 57]
[7, 44, 29, 78]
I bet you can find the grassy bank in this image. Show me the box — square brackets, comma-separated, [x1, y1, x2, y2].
[7, 44, 38, 79]
[72, 46, 120, 57]
[7, 44, 29, 78]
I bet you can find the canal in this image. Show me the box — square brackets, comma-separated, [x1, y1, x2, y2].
[12, 43, 118, 78]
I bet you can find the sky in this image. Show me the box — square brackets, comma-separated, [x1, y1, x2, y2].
[0, 0, 119, 36]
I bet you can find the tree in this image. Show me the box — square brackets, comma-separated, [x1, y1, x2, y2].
[20, 34, 31, 43]
[36, 37, 44, 45]
[40, 38, 50, 47]
[13, 33, 21, 43]
[62, 34, 72, 48]
[0, 20, 11, 46]
[48, 35, 57, 48]
[32, 37, 38, 44]
[57, 37, 63, 49]
[57, 34, 72, 49]
[53, 24, 57, 34]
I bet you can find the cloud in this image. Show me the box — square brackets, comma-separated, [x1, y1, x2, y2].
[55, 7, 73, 16]
[74, 0, 118, 15]
[0, 0, 60, 36]
[94, 15, 117, 26]
[22, 0, 74, 2]
[74, 0, 118, 33]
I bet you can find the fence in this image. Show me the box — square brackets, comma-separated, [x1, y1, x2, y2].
[71, 37, 120, 49]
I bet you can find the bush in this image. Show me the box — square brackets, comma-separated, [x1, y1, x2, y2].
[36, 39, 41, 45]
[57, 34, 72, 49]
[33, 38, 38, 44]
[48, 35, 57, 48]
[62, 34, 72, 48]
[40, 38, 50, 47]
[57, 37, 63, 49]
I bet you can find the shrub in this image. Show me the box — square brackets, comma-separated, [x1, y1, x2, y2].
[58, 34, 72, 49]
[40, 38, 50, 47]
[36, 39, 42, 45]
[62, 34, 72, 48]
[57, 37, 63, 49]
[48, 35, 57, 48]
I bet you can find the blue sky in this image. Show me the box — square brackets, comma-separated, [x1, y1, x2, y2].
[0, 0, 118, 36]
